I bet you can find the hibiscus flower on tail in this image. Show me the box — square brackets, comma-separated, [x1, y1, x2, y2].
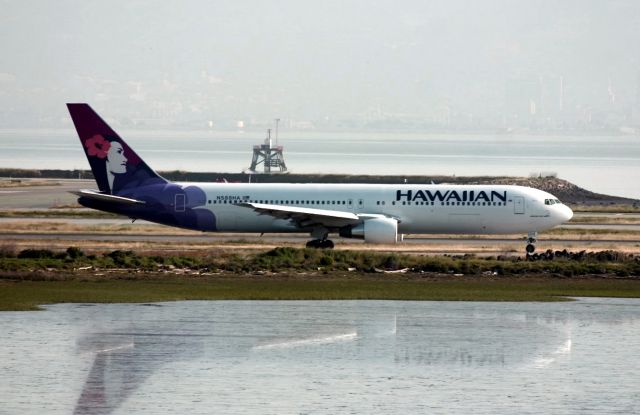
[84, 134, 111, 159]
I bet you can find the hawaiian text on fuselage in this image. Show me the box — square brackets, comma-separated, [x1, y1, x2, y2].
[396, 189, 508, 203]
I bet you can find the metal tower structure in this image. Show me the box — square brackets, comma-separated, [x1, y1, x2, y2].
[247, 127, 288, 174]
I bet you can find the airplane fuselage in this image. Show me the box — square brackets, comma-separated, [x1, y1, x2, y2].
[84, 182, 572, 236]
[196, 183, 570, 234]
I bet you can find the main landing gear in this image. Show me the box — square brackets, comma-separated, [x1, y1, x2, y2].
[306, 239, 335, 249]
[525, 231, 538, 254]
[306, 227, 334, 249]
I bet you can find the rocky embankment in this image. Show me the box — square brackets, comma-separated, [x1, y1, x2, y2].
[1, 168, 637, 206]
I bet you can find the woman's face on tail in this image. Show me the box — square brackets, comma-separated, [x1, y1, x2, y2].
[107, 142, 128, 174]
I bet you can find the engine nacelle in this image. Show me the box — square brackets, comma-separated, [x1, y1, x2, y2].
[339, 217, 398, 244]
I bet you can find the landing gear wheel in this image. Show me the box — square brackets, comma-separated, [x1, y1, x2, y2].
[306, 239, 334, 249]
[525, 231, 538, 256]
[320, 240, 334, 249]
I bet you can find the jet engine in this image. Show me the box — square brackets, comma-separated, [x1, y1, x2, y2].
[339, 217, 398, 244]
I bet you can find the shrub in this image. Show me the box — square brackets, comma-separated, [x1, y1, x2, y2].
[18, 249, 56, 259]
[106, 250, 137, 267]
[66, 246, 84, 259]
[319, 255, 334, 266]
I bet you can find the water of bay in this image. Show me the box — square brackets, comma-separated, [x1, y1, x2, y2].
[0, 129, 639, 199]
[1, 298, 639, 414]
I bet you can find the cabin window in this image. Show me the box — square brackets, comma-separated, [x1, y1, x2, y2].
[392, 201, 396, 205]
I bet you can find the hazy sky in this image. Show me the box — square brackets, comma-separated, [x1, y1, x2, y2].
[1, 0, 639, 127]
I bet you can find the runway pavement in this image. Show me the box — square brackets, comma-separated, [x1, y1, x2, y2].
[2, 231, 639, 256]
[0, 179, 92, 209]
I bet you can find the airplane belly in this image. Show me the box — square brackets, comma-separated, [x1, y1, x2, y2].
[214, 209, 297, 232]
[402, 208, 550, 235]
[447, 213, 486, 233]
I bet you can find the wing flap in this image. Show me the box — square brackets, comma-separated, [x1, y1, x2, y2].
[70, 190, 146, 205]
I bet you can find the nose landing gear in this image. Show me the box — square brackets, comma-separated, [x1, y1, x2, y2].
[525, 231, 538, 254]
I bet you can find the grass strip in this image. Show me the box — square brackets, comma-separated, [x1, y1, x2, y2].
[2, 277, 640, 311]
[1, 246, 639, 311]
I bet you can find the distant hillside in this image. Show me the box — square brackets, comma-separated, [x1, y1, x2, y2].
[1, 168, 637, 207]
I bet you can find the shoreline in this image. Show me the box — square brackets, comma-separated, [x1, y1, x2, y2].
[2, 246, 639, 311]
[3, 273, 640, 312]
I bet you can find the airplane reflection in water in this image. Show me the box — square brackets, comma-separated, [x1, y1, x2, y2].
[74, 330, 205, 415]
[69, 301, 583, 415]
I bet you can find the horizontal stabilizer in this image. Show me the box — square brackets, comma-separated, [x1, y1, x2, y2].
[69, 190, 146, 205]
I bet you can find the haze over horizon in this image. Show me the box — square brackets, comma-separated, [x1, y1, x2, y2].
[2, 0, 640, 131]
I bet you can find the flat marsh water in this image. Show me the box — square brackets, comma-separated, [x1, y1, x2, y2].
[1, 129, 639, 199]
[1, 298, 639, 414]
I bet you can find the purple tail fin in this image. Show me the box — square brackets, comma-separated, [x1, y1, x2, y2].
[67, 104, 166, 194]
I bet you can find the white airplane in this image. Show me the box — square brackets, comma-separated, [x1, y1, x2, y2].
[68, 104, 573, 253]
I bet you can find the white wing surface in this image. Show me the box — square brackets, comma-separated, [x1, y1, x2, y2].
[237, 202, 360, 228]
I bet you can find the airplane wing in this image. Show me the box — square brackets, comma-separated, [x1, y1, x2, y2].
[237, 202, 360, 229]
[69, 189, 146, 205]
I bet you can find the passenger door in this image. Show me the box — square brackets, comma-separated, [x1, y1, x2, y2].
[514, 196, 524, 214]
[175, 194, 185, 212]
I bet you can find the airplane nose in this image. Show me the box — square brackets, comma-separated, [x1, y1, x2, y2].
[560, 205, 573, 222]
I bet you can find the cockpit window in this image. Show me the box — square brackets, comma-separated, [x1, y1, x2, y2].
[545, 198, 562, 205]
[555, 199, 561, 204]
